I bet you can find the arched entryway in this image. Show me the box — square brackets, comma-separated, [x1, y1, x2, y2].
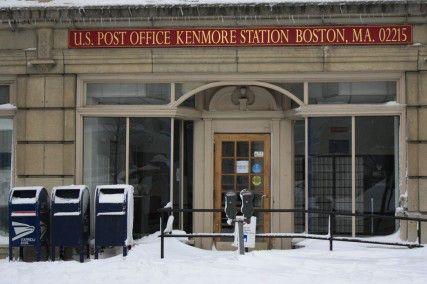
[183, 81, 298, 251]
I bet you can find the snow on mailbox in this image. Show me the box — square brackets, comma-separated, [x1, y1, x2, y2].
[50, 185, 90, 263]
[8, 186, 49, 261]
[94, 185, 134, 259]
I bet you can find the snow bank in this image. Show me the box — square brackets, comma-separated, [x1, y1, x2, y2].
[0, 0, 410, 9]
[1, 231, 427, 284]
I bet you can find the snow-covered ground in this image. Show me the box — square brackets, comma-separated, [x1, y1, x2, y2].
[1, 232, 426, 284]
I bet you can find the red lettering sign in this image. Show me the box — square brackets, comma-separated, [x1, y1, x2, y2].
[69, 25, 412, 48]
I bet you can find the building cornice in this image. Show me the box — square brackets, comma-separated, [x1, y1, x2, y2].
[0, 1, 425, 26]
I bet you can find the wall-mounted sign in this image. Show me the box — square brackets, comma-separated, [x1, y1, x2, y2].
[252, 163, 262, 174]
[252, 176, 262, 186]
[236, 161, 249, 174]
[69, 25, 412, 48]
[233, 216, 256, 248]
[254, 151, 264, 157]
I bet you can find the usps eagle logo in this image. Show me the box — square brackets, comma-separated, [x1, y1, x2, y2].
[12, 221, 35, 241]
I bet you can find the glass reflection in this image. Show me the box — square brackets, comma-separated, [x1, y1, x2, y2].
[309, 82, 396, 104]
[129, 118, 170, 237]
[86, 83, 171, 105]
[83, 117, 126, 234]
[355, 116, 397, 236]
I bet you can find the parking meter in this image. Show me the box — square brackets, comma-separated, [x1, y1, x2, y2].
[224, 191, 237, 221]
[240, 189, 254, 222]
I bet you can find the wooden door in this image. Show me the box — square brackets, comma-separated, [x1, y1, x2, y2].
[214, 134, 271, 236]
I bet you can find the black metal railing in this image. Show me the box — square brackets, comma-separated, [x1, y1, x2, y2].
[158, 208, 427, 259]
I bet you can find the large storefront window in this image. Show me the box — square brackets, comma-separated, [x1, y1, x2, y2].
[308, 117, 352, 235]
[0, 118, 12, 235]
[304, 115, 399, 236]
[355, 116, 398, 236]
[129, 118, 170, 237]
[83, 116, 195, 238]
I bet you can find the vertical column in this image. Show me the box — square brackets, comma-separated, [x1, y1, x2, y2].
[405, 72, 420, 242]
[16, 75, 76, 191]
[192, 120, 205, 248]
[270, 119, 280, 249]
[202, 118, 213, 249]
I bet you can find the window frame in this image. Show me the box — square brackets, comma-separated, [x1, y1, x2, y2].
[298, 74, 404, 236]
[0, 77, 17, 235]
[0, 77, 17, 117]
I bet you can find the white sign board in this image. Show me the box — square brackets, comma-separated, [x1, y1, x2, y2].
[236, 160, 249, 174]
[254, 151, 264, 157]
[233, 216, 257, 248]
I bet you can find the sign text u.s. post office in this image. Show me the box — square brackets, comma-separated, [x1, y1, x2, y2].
[69, 25, 412, 48]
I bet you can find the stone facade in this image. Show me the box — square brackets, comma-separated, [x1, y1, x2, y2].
[0, 2, 426, 244]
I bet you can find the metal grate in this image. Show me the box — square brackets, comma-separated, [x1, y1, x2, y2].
[308, 155, 352, 235]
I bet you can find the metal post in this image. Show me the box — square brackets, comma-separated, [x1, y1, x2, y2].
[80, 245, 84, 263]
[51, 246, 55, 261]
[418, 220, 422, 246]
[86, 244, 90, 259]
[59, 246, 64, 260]
[371, 198, 374, 236]
[238, 220, 245, 255]
[160, 211, 165, 259]
[329, 212, 334, 251]
[36, 238, 41, 262]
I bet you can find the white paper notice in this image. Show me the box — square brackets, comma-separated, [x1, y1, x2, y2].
[254, 151, 264, 157]
[236, 160, 249, 173]
[233, 216, 257, 248]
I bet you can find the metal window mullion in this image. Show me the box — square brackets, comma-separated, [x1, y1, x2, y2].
[170, 118, 175, 208]
[304, 117, 308, 234]
[125, 117, 130, 185]
[9, 117, 15, 188]
[179, 120, 185, 230]
[171, 83, 176, 104]
[395, 116, 400, 230]
[303, 82, 308, 104]
[351, 116, 356, 237]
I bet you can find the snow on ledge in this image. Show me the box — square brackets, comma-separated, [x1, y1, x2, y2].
[0, 104, 16, 110]
[0, 0, 410, 9]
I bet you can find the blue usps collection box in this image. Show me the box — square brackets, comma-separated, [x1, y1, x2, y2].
[94, 185, 134, 258]
[8, 186, 49, 261]
[50, 185, 90, 262]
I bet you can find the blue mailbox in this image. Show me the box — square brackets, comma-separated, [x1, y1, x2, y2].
[94, 185, 134, 259]
[8, 186, 49, 261]
[50, 185, 90, 263]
